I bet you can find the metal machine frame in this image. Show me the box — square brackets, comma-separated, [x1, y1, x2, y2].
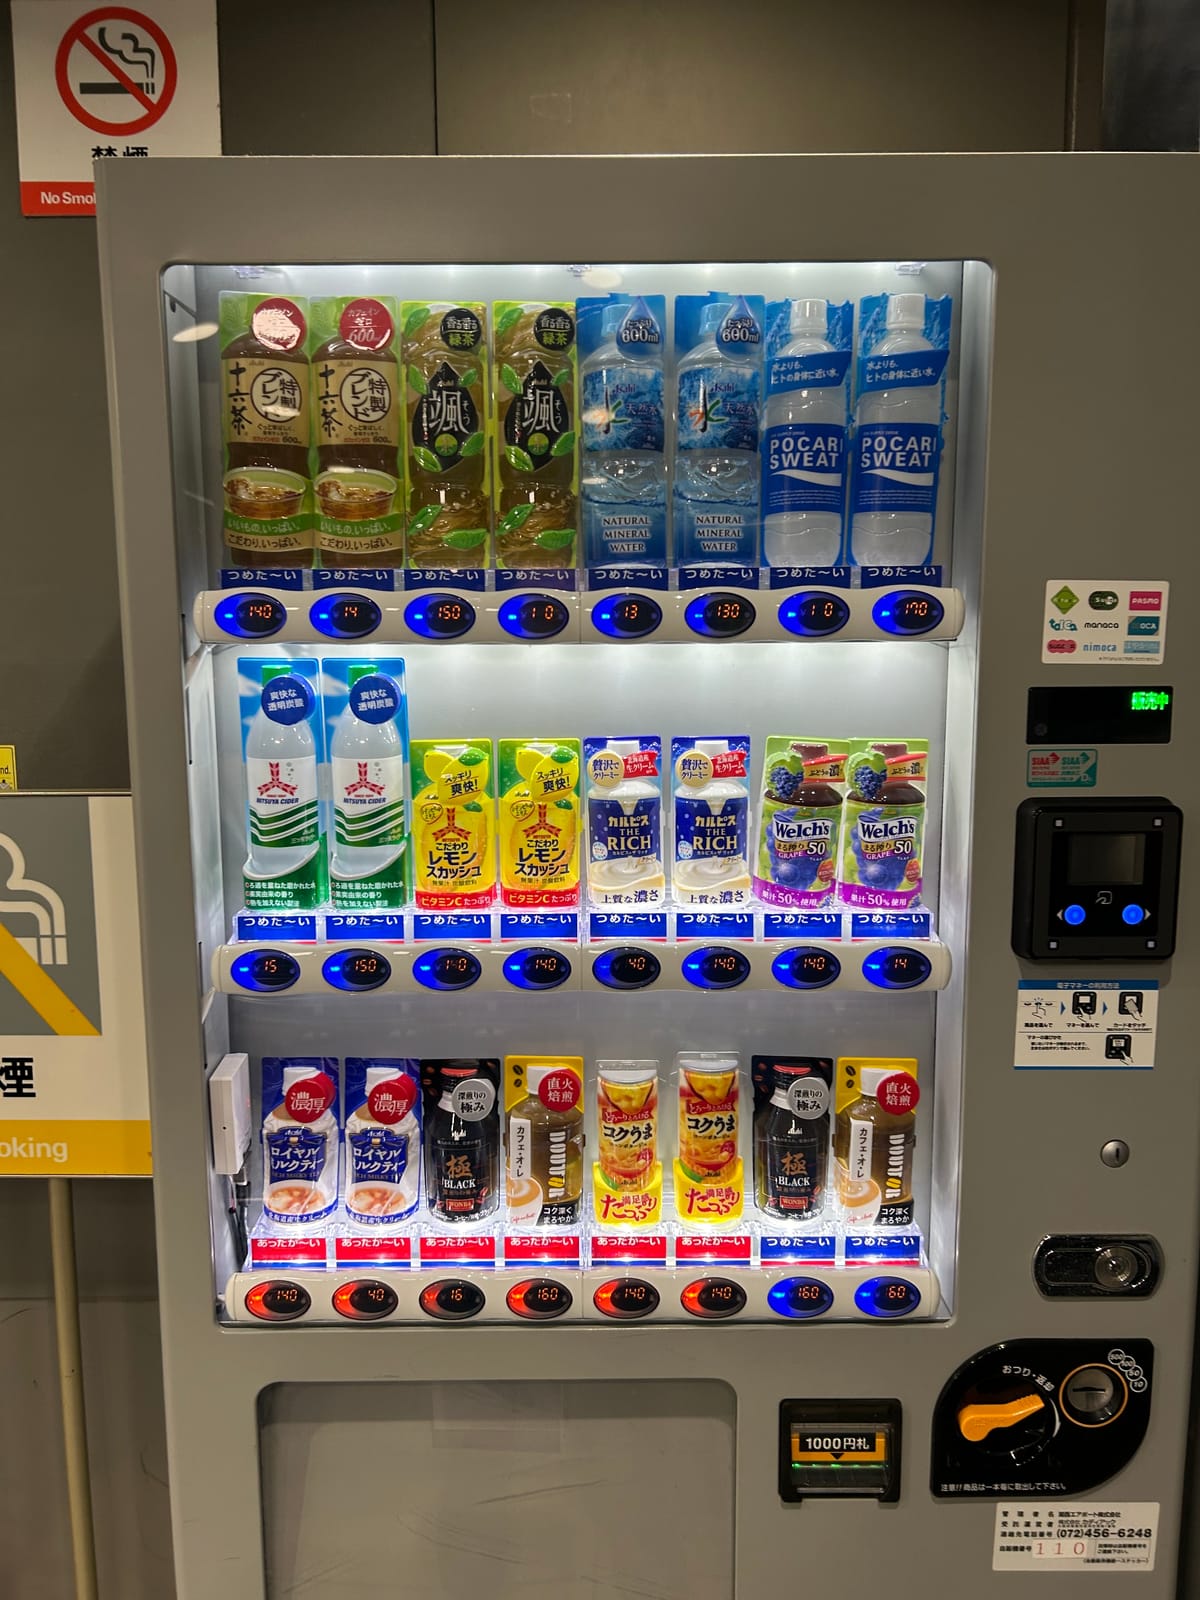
[96, 154, 1196, 1597]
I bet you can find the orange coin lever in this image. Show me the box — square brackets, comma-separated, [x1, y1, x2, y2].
[957, 1394, 1045, 1442]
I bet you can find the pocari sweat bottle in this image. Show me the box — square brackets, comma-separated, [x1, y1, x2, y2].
[760, 299, 847, 567]
[581, 299, 667, 567]
[850, 293, 941, 567]
[245, 666, 319, 877]
[674, 299, 761, 566]
[331, 666, 406, 880]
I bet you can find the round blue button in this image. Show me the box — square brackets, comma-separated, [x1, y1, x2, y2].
[1063, 904, 1087, 926]
[1122, 904, 1145, 926]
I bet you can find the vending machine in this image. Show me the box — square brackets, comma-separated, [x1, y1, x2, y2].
[96, 155, 1195, 1598]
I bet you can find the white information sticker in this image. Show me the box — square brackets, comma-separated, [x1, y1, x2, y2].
[1014, 980, 1158, 1070]
[993, 1502, 1158, 1571]
[1043, 579, 1168, 665]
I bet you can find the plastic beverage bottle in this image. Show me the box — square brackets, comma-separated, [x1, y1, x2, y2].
[850, 292, 940, 566]
[330, 666, 405, 880]
[674, 302, 760, 564]
[345, 1065, 420, 1223]
[581, 301, 667, 567]
[245, 666, 318, 877]
[834, 1066, 917, 1226]
[761, 299, 846, 567]
[586, 738, 664, 903]
[506, 1065, 585, 1227]
[673, 739, 750, 902]
[754, 1060, 829, 1219]
[426, 1062, 500, 1224]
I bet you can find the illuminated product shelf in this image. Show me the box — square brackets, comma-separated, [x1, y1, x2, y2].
[225, 1261, 938, 1325]
[194, 583, 964, 647]
[213, 934, 950, 998]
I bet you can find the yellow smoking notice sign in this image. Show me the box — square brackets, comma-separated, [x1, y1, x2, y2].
[0, 794, 150, 1175]
[0, 746, 17, 790]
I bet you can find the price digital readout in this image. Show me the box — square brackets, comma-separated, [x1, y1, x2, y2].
[778, 590, 851, 638]
[498, 594, 571, 640]
[503, 947, 573, 991]
[862, 945, 932, 991]
[682, 945, 751, 991]
[592, 945, 662, 991]
[245, 1280, 311, 1321]
[310, 593, 382, 640]
[231, 949, 301, 994]
[594, 1278, 661, 1320]
[322, 947, 392, 992]
[413, 947, 482, 992]
[681, 1277, 747, 1319]
[214, 592, 288, 640]
[684, 591, 757, 639]
[872, 590, 945, 636]
[506, 1278, 573, 1320]
[419, 1280, 487, 1320]
[592, 593, 664, 640]
[404, 592, 477, 640]
[333, 1280, 399, 1321]
[854, 1276, 921, 1318]
[768, 1277, 835, 1319]
[771, 946, 841, 991]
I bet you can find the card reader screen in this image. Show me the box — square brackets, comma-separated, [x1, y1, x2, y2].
[1068, 833, 1145, 886]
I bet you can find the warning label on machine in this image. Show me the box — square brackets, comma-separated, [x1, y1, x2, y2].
[1014, 980, 1158, 1070]
[993, 1502, 1158, 1571]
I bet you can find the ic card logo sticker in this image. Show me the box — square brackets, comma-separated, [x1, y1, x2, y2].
[1043, 581, 1168, 665]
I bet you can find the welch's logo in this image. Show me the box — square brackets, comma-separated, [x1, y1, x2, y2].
[858, 817, 917, 843]
[773, 816, 833, 844]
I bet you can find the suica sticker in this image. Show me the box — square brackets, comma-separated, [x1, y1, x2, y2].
[1014, 980, 1158, 1070]
[993, 1502, 1158, 1572]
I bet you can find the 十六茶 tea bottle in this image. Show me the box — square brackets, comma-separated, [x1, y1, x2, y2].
[492, 302, 578, 569]
[310, 296, 403, 567]
[220, 292, 312, 567]
[402, 302, 491, 570]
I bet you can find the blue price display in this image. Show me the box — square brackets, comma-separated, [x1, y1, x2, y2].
[404, 592, 476, 640]
[684, 591, 756, 639]
[871, 590, 944, 637]
[497, 593, 570, 640]
[772, 946, 841, 990]
[309, 593, 381, 640]
[592, 945, 661, 991]
[502, 947, 573, 991]
[214, 592, 287, 639]
[777, 590, 851, 638]
[230, 949, 301, 993]
[682, 945, 751, 990]
[322, 947, 391, 992]
[861, 946, 932, 990]
[854, 1276, 921, 1318]
[591, 593, 663, 639]
[767, 1277, 836, 1319]
[413, 947, 482, 992]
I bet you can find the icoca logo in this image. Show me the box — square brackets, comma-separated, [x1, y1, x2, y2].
[859, 817, 917, 842]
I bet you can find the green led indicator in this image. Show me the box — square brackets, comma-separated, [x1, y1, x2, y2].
[1130, 690, 1170, 712]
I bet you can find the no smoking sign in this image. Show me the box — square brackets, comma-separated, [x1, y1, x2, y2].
[11, 0, 219, 216]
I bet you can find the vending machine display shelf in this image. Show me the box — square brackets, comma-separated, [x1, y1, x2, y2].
[214, 934, 950, 997]
[195, 582, 964, 647]
[225, 1261, 938, 1325]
